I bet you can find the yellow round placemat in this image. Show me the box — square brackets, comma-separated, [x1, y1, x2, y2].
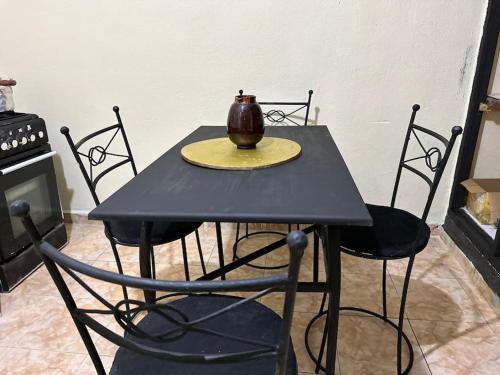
[181, 137, 301, 170]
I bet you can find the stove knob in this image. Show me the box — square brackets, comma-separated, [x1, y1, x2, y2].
[38, 131, 44, 139]
[1, 142, 8, 151]
[11, 139, 18, 148]
[20, 136, 28, 145]
[29, 134, 36, 142]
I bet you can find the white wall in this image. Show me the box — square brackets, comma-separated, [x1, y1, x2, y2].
[0, 0, 487, 223]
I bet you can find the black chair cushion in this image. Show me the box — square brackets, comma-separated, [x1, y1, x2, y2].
[105, 220, 202, 246]
[341, 204, 430, 258]
[110, 295, 297, 375]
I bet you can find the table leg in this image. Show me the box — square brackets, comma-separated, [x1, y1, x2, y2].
[325, 225, 341, 374]
[215, 222, 226, 280]
[139, 221, 155, 304]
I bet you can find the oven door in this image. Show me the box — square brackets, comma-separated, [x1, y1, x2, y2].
[0, 150, 63, 261]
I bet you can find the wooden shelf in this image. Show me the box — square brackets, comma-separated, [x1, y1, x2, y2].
[479, 96, 500, 111]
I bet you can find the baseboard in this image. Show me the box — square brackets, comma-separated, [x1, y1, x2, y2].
[442, 213, 500, 298]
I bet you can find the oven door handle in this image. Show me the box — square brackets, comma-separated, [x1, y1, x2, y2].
[0, 151, 57, 176]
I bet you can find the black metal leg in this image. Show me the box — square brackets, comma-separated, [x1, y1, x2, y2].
[313, 231, 320, 283]
[382, 259, 388, 319]
[233, 223, 240, 261]
[245, 222, 249, 238]
[314, 293, 328, 372]
[397, 255, 415, 374]
[195, 228, 207, 275]
[108, 240, 129, 300]
[150, 246, 156, 279]
[181, 237, 190, 281]
[305, 248, 415, 374]
[288, 223, 292, 233]
[215, 222, 226, 280]
[325, 225, 341, 374]
[139, 221, 155, 304]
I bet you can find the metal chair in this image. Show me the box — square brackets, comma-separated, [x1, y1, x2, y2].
[60, 106, 206, 284]
[232, 90, 315, 270]
[11, 200, 307, 375]
[305, 104, 463, 374]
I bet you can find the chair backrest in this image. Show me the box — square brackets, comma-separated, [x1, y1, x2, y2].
[239, 89, 313, 126]
[391, 104, 463, 221]
[11, 200, 307, 375]
[60, 106, 137, 205]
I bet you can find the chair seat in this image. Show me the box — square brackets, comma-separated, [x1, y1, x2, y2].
[341, 204, 430, 258]
[110, 295, 297, 375]
[105, 220, 202, 246]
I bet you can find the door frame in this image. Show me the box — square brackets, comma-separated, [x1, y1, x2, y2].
[443, 0, 500, 294]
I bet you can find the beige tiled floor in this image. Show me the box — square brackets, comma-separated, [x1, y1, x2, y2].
[1, 222, 499, 374]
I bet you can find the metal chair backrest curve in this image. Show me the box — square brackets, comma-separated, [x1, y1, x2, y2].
[10, 200, 306, 375]
[60, 106, 137, 206]
[239, 89, 314, 126]
[391, 104, 463, 221]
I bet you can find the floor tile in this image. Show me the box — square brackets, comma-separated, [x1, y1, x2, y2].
[337, 315, 431, 375]
[0, 348, 85, 374]
[0, 294, 47, 347]
[76, 355, 114, 374]
[291, 311, 340, 374]
[391, 273, 486, 323]
[411, 319, 500, 374]
[387, 245, 467, 281]
[13, 294, 89, 353]
[62, 223, 109, 261]
[340, 270, 402, 319]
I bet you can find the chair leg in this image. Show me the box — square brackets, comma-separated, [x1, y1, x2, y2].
[215, 222, 225, 280]
[235, 222, 241, 239]
[245, 222, 249, 238]
[382, 259, 388, 319]
[308, 253, 415, 375]
[109, 240, 129, 302]
[313, 231, 320, 283]
[397, 255, 415, 375]
[109, 240, 124, 274]
[181, 237, 190, 281]
[316, 311, 328, 373]
[195, 228, 207, 275]
[233, 222, 241, 261]
[288, 223, 292, 233]
[315, 293, 328, 373]
[150, 246, 156, 280]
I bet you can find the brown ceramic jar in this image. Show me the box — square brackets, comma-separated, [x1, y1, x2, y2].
[227, 95, 264, 149]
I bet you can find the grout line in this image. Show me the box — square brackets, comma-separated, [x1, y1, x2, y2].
[407, 319, 433, 375]
[74, 354, 91, 375]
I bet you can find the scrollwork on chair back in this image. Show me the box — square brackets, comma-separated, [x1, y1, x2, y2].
[391, 104, 463, 221]
[60, 106, 137, 205]
[238, 89, 313, 126]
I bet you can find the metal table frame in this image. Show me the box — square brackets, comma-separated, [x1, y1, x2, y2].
[90, 126, 372, 374]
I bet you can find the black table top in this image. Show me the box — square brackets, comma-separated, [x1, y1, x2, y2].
[89, 126, 372, 226]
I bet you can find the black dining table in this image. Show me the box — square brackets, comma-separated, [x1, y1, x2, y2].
[89, 125, 372, 374]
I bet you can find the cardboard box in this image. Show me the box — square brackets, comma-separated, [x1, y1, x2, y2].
[461, 179, 500, 225]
